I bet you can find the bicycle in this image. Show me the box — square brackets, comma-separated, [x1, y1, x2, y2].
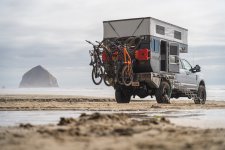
[120, 36, 143, 86]
[86, 40, 104, 85]
[106, 39, 133, 86]
[95, 40, 121, 86]
[121, 44, 133, 86]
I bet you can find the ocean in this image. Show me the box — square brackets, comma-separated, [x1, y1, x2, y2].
[0, 85, 224, 101]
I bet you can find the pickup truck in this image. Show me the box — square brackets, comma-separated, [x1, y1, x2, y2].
[87, 17, 206, 104]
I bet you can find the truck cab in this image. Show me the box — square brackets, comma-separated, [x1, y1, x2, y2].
[172, 58, 206, 104]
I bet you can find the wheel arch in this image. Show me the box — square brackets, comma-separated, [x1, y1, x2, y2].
[199, 80, 205, 87]
[160, 78, 172, 88]
[155, 80, 171, 104]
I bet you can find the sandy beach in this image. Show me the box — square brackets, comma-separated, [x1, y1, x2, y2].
[0, 95, 225, 150]
[1, 95, 225, 111]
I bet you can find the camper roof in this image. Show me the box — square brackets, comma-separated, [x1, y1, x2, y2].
[103, 17, 188, 45]
[103, 17, 188, 31]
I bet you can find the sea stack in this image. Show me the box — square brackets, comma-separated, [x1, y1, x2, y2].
[19, 65, 58, 88]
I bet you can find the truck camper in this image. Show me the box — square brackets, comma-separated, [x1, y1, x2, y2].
[86, 17, 206, 104]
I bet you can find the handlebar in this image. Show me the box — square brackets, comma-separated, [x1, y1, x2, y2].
[86, 40, 105, 49]
[95, 41, 110, 52]
[85, 40, 95, 46]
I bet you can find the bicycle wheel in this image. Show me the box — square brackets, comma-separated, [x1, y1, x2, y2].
[91, 66, 103, 85]
[121, 65, 133, 86]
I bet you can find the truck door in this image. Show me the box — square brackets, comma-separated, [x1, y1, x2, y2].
[168, 43, 179, 73]
[180, 59, 197, 89]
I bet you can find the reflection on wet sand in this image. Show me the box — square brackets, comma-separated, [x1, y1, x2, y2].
[1, 109, 225, 129]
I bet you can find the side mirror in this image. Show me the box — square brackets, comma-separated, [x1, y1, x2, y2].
[195, 65, 201, 72]
[191, 65, 201, 73]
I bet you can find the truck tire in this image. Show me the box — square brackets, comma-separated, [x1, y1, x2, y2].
[115, 88, 131, 103]
[194, 85, 206, 104]
[155, 81, 171, 104]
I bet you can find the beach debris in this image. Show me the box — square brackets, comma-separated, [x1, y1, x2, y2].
[151, 104, 161, 108]
[19, 123, 33, 128]
[58, 117, 76, 126]
[39, 113, 171, 137]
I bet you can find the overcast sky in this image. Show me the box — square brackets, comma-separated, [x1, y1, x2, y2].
[0, 0, 225, 88]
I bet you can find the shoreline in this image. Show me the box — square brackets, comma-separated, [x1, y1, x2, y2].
[1, 95, 225, 111]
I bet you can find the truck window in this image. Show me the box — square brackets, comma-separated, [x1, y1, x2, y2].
[181, 59, 192, 70]
[179, 60, 183, 69]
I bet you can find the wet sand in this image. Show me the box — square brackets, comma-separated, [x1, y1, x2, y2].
[0, 95, 225, 150]
[1, 112, 225, 150]
[1, 95, 225, 111]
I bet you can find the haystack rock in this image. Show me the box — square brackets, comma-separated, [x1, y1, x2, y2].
[19, 65, 58, 88]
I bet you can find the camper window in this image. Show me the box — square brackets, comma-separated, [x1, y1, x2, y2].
[151, 38, 160, 53]
[174, 30, 181, 40]
[156, 25, 165, 35]
[154, 39, 160, 52]
[170, 45, 179, 55]
[170, 56, 177, 64]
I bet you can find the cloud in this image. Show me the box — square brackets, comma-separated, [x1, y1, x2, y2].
[0, 0, 225, 87]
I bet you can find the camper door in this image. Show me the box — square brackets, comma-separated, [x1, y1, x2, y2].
[168, 43, 179, 73]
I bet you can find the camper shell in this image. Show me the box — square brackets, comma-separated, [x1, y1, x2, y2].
[103, 17, 188, 74]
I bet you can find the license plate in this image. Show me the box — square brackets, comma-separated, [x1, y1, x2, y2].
[132, 82, 140, 86]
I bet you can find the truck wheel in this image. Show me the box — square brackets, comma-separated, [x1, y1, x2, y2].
[155, 81, 171, 104]
[194, 85, 206, 104]
[115, 88, 131, 103]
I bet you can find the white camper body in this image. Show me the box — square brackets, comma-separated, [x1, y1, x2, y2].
[103, 17, 188, 73]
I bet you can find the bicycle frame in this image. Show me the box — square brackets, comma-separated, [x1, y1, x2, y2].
[123, 46, 132, 69]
